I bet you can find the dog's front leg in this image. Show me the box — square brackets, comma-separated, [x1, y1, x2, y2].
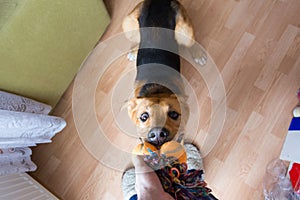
[122, 3, 143, 62]
[189, 43, 207, 66]
[174, 3, 207, 66]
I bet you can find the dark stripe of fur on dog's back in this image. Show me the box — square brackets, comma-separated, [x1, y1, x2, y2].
[136, 0, 182, 97]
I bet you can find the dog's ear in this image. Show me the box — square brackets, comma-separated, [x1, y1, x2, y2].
[179, 96, 190, 125]
[170, 94, 188, 100]
[127, 98, 138, 123]
[171, 94, 190, 127]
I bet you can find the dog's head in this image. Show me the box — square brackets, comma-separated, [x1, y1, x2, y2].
[128, 94, 189, 147]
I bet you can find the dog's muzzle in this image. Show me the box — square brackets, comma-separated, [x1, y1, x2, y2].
[147, 127, 170, 146]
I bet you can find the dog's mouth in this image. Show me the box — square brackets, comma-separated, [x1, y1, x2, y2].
[147, 139, 171, 148]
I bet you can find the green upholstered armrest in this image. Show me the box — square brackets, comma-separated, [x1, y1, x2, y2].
[0, 0, 110, 107]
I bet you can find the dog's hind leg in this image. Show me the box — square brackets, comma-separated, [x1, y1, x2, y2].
[173, 3, 207, 66]
[122, 2, 143, 61]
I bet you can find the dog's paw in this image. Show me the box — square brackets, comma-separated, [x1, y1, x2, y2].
[189, 45, 207, 66]
[194, 53, 207, 66]
[127, 51, 137, 61]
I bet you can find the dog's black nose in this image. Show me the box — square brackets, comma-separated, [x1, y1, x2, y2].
[147, 127, 169, 146]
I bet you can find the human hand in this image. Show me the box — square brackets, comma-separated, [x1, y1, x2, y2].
[132, 154, 174, 200]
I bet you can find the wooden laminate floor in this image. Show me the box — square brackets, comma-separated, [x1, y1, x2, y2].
[31, 0, 300, 199]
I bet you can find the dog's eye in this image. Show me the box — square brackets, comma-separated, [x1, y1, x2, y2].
[168, 111, 180, 120]
[140, 112, 149, 122]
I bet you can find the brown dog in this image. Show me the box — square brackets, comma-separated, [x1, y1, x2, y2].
[123, 0, 206, 147]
